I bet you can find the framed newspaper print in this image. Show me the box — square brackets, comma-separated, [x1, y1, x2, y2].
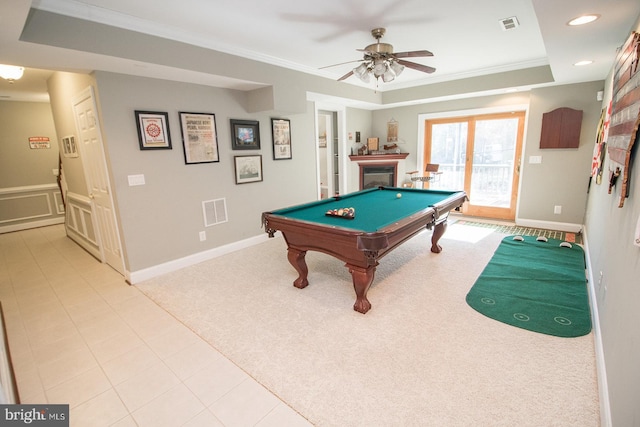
[179, 112, 220, 164]
[271, 118, 292, 160]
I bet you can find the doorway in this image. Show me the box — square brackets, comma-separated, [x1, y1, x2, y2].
[423, 111, 525, 220]
[316, 106, 346, 199]
[72, 87, 125, 274]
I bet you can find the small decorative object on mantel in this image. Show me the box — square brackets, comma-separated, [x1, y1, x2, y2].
[367, 137, 379, 151]
[539, 107, 583, 149]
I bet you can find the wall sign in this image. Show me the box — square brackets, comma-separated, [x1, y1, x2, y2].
[28, 136, 50, 149]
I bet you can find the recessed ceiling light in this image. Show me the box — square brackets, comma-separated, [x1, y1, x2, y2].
[574, 60, 594, 66]
[568, 15, 600, 26]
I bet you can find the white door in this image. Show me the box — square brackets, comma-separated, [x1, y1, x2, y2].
[73, 87, 125, 274]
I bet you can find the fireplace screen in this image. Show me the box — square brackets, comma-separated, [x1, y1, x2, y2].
[361, 165, 396, 189]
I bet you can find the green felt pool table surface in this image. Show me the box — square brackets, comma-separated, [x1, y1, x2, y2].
[270, 186, 462, 232]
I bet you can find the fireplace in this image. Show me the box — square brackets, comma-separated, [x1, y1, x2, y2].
[359, 162, 398, 189]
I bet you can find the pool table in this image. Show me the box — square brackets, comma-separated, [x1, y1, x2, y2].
[261, 186, 467, 314]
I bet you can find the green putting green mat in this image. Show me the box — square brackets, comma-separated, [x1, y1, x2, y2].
[466, 235, 591, 337]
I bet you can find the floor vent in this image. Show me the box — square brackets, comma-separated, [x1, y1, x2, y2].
[202, 198, 228, 227]
[499, 16, 520, 31]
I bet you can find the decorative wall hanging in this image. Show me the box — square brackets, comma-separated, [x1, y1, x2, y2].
[230, 119, 260, 150]
[234, 155, 263, 184]
[61, 135, 78, 157]
[179, 112, 219, 164]
[135, 111, 172, 150]
[387, 119, 398, 142]
[607, 31, 640, 207]
[271, 118, 292, 160]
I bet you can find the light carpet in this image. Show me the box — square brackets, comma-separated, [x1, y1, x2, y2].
[137, 223, 599, 426]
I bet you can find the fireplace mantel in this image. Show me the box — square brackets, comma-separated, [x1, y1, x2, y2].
[349, 153, 409, 161]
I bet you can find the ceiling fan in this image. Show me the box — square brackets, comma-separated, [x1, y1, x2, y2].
[322, 28, 436, 83]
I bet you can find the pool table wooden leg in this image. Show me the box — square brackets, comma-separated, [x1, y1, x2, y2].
[347, 264, 376, 314]
[287, 248, 309, 289]
[431, 221, 447, 253]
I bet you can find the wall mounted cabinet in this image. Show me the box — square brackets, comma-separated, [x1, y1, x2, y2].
[539, 107, 583, 149]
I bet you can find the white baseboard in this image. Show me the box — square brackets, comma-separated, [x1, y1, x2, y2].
[127, 233, 272, 284]
[581, 227, 612, 427]
[0, 217, 64, 234]
[515, 218, 582, 233]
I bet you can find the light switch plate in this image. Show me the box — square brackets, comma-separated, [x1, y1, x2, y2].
[529, 156, 542, 164]
[128, 174, 145, 186]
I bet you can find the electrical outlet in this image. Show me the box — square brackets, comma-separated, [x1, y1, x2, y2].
[199, 231, 206, 241]
[554, 205, 562, 214]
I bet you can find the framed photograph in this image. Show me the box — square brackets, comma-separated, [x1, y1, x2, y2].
[367, 137, 379, 151]
[135, 111, 172, 150]
[230, 119, 260, 150]
[61, 135, 78, 158]
[179, 112, 220, 164]
[271, 118, 292, 160]
[234, 155, 263, 184]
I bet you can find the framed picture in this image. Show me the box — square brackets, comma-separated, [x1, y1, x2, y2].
[61, 135, 78, 158]
[230, 119, 260, 150]
[387, 119, 398, 142]
[234, 155, 263, 184]
[179, 112, 220, 164]
[135, 111, 172, 150]
[271, 118, 292, 160]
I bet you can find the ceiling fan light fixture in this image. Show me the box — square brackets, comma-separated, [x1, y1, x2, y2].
[354, 62, 370, 82]
[0, 64, 24, 82]
[372, 59, 387, 77]
[390, 61, 404, 77]
[382, 68, 395, 83]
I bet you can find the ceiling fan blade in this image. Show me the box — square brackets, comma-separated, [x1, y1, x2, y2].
[397, 59, 436, 74]
[319, 59, 364, 69]
[337, 70, 354, 81]
[393, 50, 434, 58]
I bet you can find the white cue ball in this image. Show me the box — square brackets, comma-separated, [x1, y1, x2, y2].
[396, 193, 402, 198]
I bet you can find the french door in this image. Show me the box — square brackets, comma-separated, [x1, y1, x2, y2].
[424, 112, 525, 220]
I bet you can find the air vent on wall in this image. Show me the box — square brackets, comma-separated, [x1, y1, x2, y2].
[202, 198, 228, 227]
[499, 16, 520, 31]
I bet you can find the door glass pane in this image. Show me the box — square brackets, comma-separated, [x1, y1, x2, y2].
[470, 118, 518, 207]
[429, 122, 467, 190]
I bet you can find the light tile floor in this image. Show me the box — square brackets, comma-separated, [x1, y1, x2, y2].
[0, 225, 312, 427]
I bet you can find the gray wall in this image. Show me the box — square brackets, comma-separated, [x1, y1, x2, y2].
[92, 72, 317, 271]
[0, 101, 58, 187]
[583, 17, 640, 427]
[0, 100, 64, 229]
[520, 82, 603, 225]
[366, 85, 601, 227]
